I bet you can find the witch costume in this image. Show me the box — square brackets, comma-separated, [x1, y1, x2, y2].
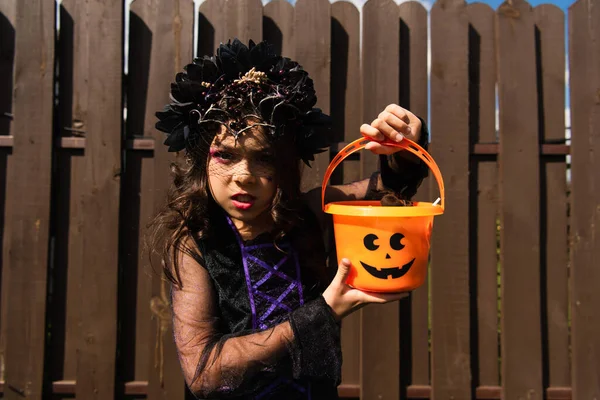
[155, 39, 429, 399]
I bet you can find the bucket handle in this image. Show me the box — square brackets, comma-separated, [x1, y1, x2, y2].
[321, 134, 445, 212]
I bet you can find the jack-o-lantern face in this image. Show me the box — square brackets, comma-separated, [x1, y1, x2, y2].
[360, 232, 416, 279]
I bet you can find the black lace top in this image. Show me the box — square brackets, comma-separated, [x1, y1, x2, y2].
[171, 210, 341, 399]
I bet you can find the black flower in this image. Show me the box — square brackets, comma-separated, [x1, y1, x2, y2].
[155, 38, 331, 165]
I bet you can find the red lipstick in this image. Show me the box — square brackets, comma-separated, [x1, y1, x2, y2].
[231, 193, 256, 210]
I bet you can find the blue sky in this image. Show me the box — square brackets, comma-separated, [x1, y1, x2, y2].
[283, 0, 575, 10]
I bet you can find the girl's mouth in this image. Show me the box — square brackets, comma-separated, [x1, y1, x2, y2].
[231, 193, 256, 210]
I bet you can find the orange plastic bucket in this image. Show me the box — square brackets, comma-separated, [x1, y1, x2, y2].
[321, 135, 445, 293]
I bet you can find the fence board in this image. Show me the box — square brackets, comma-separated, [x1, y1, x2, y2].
[0, 0, 15, 389]
[361, 0, 401, 398]
[54, 0, 86, 385]
[132, 1, 194, 399]
[397, 2, 430, 390]
[466, 2, 499, 389]
[361, 0, 398, 182]
[69, 0, 122, 398]
[331, 0, 361, 389]
[226, 0, 262, 44]
[568, 0, 600, 397]
[124, 1, 154, 386]
[263, 0, 295, 59]
[295, 0, 330, 192]
[2, 0, 54, 398]
[496, 0, 543, 398]
[534, 4, 570, 390]
[197, 0, 226, 57]
[430, 0, 472, 398]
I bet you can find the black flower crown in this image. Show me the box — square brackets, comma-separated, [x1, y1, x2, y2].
[155, 38, 332, 166]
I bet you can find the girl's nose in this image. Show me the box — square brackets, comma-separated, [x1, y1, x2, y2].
[232, 162, 257, 185]
[233, 172, 256, 185]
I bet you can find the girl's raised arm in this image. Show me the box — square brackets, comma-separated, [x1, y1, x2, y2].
[303, 110, 429, 227]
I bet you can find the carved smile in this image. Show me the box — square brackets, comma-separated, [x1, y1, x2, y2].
[360, 258, 416, 279]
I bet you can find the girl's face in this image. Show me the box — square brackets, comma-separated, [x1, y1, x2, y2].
[207, 126, 277, 227]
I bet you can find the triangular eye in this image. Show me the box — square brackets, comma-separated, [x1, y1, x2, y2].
[363, 233, 379, 251]
[390, 233, 406, 251]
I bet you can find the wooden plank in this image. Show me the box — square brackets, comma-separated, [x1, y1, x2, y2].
[225, 0, 262, 45]
[0, 136, 13, 147]
[467, 2, 499, 388]
[534, 4, 570, 390]
[138, 1, 193, 399]
[294, 0, 330, 193]
[496, 0, 543, 398]
[430, 0, 472, 398]
[360, 1, 401, 398]
[69, 0, 122, 399]
[0, 0, 15, 386]
[197, 0, 226, 57]
[338, 383, 359, 398]
[361, 0, 399, 182]
[330, 1, 361, 390]
[59, 137, 85, 149]
[126, 138, 155, 151]
[2, 0, 54, 398]
[398, 1, 430, 390]
[57, 0, 89, 383]
[125, 0, 154, 388]
[263, 0, 295, 59]
[568, 0, 600, 398]
[331, 2, 361, 187]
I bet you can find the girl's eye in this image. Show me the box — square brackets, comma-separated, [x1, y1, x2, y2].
[212, 151, 234, 161]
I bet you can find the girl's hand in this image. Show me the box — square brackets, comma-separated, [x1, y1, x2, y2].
[322, 258, 409, 322]
[360, 104, 422, 155]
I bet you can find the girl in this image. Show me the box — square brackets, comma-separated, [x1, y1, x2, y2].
[152, 39, 429, 399]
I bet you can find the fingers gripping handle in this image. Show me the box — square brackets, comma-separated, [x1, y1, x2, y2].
[321, 136, 445, 212]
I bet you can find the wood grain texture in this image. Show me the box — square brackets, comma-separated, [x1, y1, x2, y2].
[331, 0, 361, 388]
[496, 0, 543, 398]
[398, 1, 430, 388]
[131, 1, 194, 399]
[534, 4, 570, 390]
[361, 1, 401, 398]
[198, 0, 226, 56]
[430, 0, 472, 397]
[295, 0, 330, 193]
[3, 0, 54, 398]
[467, 2, 499, 388]
[568, 0, 600, 397]
[71, 1, 122, 399]
[225, 0, 262, 44]
[0, 0, 16, 393]
[263, 0, 295, 59]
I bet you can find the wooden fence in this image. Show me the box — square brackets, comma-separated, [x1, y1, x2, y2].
[0, 0, 598, 399]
